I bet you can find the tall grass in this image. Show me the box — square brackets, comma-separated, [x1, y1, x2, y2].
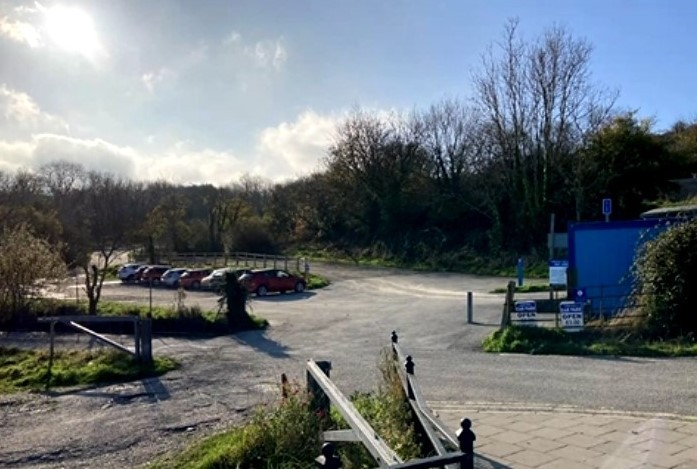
[152, 349, 423, 468]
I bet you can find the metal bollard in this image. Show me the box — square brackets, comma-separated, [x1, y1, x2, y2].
[315, 442, 342, 468]
[404, 355, 414, 375]
[457, 418, 476, 469]
[467, 292, 473, 324]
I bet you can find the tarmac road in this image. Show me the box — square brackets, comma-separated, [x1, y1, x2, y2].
[1, 262, 696, 468]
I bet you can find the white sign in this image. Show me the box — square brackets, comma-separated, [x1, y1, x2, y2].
[549, 260, 568, 286]
[514, 300, 537, 324]
[560, 301, 584, 332]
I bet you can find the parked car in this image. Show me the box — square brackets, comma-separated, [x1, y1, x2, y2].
[201, 267, 251, 291]
[117, 263, 142, 282]
[161, 268, 188, 288]
[140, 265, 172, 285]
[239, 269, 306, 296]
[179, 268, 213, 290]
[133, 265, 150, 283]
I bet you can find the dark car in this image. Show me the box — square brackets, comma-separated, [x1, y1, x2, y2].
[179, 268, 213, 290]
[140, 265, 172, 285]
[133, 265, 150, 283]
[238, 268, 306, 296]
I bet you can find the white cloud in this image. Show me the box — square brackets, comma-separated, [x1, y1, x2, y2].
[258, 110, 338, 176]
[0, 84, 68, 134]
[223, 31, 241, 46]
[0, 109, 340, 185]
[0, 16, 42, 47]
[244, 38, 288, 70]
[223, 31, 288, 71]
[142, 67, 177, 93]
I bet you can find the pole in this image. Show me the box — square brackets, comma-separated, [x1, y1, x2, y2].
[149, 278, 153, 317]
[549, 213, 556, 260]
[466, 292, 473, 324]
[46, 320, 55, 391]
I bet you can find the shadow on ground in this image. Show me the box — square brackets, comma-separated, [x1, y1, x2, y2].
[250, 291, 317, 303]
[44, 375, 171, 402]
[232, 330, 291, 358]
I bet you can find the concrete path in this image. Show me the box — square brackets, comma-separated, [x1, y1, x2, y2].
[433, 403, 697, 469]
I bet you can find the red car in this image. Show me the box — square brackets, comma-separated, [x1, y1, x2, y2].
[139, 265, 171, 285]
[239, 269, 306, 296]
[179, 268, 213, 290]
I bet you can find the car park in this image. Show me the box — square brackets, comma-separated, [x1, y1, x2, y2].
[179, 268, 213, 290]
[161, 268, 188, 288]
[238, 268, 306, 296]
[139, 265, 172, 285]
[117, 263, 143, 282]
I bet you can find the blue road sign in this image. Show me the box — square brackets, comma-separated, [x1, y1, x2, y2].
[574, 288, 586, 302]
[602, 198, 612, 215]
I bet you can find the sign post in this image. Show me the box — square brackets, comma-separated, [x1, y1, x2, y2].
[602, 198, 612, 222]
[514, 300, 537, 326]
[559, 301, 584, 332]
[548, 260, 568, 288]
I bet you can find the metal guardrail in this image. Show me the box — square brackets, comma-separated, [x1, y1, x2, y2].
[163, 251, 306, 271]
[307, 359, 403, 467]
[391, 333, 468, 469]
[38, 315, 153, 390]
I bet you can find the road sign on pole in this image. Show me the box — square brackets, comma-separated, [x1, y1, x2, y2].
[602, 198, 612, 222]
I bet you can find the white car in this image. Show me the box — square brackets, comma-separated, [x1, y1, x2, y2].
[161, 268, 188, 288]
[117, 263, 142, 282]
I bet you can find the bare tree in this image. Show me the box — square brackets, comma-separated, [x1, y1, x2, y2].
[0, 224, 65, 320]
[473, 19, 616, 247]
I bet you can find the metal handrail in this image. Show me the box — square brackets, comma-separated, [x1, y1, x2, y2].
[307, 360, 403, 467]
[392, 338, 465, 469]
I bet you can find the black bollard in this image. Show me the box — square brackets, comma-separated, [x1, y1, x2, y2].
[404, 355, 415, 375]
[315, 442, 342, 468]
[457, 418, 476, 469]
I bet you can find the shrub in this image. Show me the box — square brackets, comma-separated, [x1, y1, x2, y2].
[632, 219, 697, 338]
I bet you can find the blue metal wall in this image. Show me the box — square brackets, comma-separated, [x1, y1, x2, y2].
[568, 219, 670, 314]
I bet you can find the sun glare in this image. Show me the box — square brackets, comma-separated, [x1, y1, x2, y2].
[45, 5, 102, 59]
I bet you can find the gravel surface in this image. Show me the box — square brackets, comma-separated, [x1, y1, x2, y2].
[1, 262, 696, 467]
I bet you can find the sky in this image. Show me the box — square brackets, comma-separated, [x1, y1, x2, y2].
[1, 0, 696, 185]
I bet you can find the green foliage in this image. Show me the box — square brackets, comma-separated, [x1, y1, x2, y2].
[304, 273, 330, 290]
[0, 224, 66, 323]
[219, 272, 256, 332]
[151, 383, 323, 469]
[8, 299, 267, 335]
[483, 326, 697, 357]
[0, 347, 178, 393]
[152, 350, 422, 468]
[632, 219, 697, 338]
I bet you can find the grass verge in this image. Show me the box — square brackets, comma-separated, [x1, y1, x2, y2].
[304, 273, 330, 290]
[294, 246, 549, 278]
[489, 284, 558, 294]
[0, 347, 178, 393]
[483, 326, 697, 357]
[22, 299, 268, 336]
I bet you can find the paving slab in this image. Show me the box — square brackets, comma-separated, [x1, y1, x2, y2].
[432, 403, 697, 469]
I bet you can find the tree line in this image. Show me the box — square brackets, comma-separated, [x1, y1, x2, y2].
[1, 21, 697, 316]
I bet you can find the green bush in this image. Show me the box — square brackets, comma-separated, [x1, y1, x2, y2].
[483, 326, 697, 357]
[632, 219, 697, 338]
